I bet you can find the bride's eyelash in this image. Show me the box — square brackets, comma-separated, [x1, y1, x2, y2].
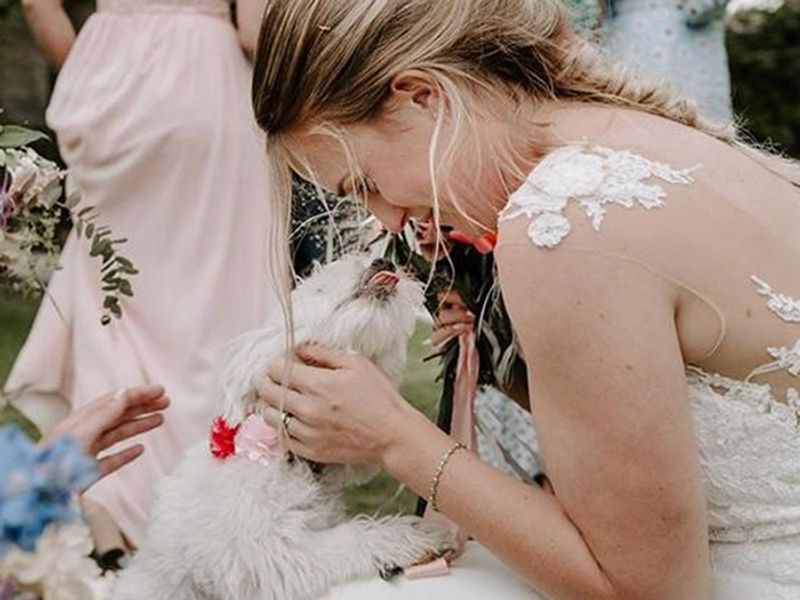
[353, 176, 378, 197]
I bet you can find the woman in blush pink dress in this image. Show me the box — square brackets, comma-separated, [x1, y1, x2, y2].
[7, 0, 279, 550]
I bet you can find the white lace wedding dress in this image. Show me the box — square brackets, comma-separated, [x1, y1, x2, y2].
[325, 142, 800, 599]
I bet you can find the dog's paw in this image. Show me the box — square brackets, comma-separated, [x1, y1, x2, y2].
[360, 515, 455, 572]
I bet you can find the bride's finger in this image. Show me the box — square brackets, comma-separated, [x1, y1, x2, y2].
[259, 378, 314, 421]
[284, 436, 322, 463]
[262, 406, 315, 442]
[294, 344, 350, 369]
[265, 356, 323, 394]
[92, 413, 165, 454]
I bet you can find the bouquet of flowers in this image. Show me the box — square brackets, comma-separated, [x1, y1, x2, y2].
[381, 225, 537, 510]
[0, 426, 114, 600]
[0, 123, 136, 325]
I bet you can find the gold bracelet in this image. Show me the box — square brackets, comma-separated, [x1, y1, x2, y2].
[428, 442, 467, 511]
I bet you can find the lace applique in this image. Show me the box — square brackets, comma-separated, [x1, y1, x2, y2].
[751, 276, 800, 323]
[747, 277, 800, 390]
[498, 145, 698, 248]
[687, 366, 800, 426]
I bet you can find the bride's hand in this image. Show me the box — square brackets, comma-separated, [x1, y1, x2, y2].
[258, 346, 422, 465]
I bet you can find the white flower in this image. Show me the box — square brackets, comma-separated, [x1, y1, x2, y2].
[5, 148, 64, 208]
[504, 185, 568, 218]
[530, 147, 605, 198]
[528, 212, 571, 248]
[0, 523, 115, 600]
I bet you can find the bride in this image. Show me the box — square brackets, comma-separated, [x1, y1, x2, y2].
[250, 0, 800, 598]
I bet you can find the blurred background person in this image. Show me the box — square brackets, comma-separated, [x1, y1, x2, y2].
[5, 0, 280, 552]
[602, 0, 734, 122]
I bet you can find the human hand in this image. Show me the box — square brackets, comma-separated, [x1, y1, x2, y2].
[258, 346, 424, 466]
[414, 219, 449, 261]
[41, 385, 169, 480]
[430, 290, 474, 349]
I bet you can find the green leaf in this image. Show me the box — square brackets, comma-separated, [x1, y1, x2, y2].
[118, 280, 133, 297]
[0, 125, 49, 148]
[110, 302, 122, 318]
[85, 223, 95, 238]
[65, 192, 81, 209]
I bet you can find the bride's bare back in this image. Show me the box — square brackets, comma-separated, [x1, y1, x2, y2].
[524, 104, 800, 401]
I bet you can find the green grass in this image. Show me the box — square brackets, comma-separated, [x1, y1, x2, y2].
[343, 323, 442, 516]
[0, 291, 442, 514]
[0, 291, 37, 383]
[0, 292, 39, 438]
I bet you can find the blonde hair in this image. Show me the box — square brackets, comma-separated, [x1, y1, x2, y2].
[252, 0, 800, 301]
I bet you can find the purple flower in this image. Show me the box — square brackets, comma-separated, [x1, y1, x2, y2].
[0, 169, 15, 231]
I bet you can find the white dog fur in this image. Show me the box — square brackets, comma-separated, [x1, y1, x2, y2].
[112, 255, 452, 600]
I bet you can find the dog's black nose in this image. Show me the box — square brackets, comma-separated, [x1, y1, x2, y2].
[370, 258, 396, 272]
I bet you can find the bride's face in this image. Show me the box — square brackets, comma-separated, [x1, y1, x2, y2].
[287, 73, 512, 235]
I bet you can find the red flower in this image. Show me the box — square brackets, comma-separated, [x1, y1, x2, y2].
[209, 416, 240, 460]
[446, 230, 497, 255]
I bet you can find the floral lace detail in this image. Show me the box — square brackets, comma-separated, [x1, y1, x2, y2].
[746, 277, 800, 403]
[686, 365, 800, 590]
[751, 276, 800, 323]
[687, 368, 800, 537]
[687, 366, 799, 428]
[498, 145, 698, 248]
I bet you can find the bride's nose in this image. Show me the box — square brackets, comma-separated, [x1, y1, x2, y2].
[365, 196, 407, 233]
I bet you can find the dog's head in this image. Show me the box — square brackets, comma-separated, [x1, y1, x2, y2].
[222, 255, 424, 423]
[300, 255, 423, 385]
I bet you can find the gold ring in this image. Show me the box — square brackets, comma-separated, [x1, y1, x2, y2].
[281, 410, 294, 433]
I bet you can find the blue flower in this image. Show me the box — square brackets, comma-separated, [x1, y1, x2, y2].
[0, 427, 97, 554]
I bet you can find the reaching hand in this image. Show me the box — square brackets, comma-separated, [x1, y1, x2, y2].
[41, 385, 169, 480]
[430, 290, 474, 349]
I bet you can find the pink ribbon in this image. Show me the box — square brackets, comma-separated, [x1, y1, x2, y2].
[235, 414, 285, 465]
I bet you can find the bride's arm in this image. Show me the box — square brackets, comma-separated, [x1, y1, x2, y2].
[234, 0, 266, 57]
[22, 0, 76, 67]
[261, 236, 709, 600]
[382, 243, 710, 600]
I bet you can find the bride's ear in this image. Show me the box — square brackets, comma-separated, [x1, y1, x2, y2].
[387, 70, 441, 115]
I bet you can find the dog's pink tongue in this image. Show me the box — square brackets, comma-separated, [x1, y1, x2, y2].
[368, 270, 399, 289]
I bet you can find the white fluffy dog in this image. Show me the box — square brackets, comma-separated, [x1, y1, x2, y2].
[112, 256, 452, 600]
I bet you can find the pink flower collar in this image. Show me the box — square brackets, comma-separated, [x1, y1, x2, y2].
[209, 415, 285, 465]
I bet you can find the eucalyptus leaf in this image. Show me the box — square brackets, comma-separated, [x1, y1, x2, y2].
[118, 280, 133, 297]
[65, 192, 81, 209]
[0, 125, 49, 148]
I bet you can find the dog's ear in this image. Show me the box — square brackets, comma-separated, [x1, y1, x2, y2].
[221, 390, 252, 424]
[221, 324, 285, 424]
